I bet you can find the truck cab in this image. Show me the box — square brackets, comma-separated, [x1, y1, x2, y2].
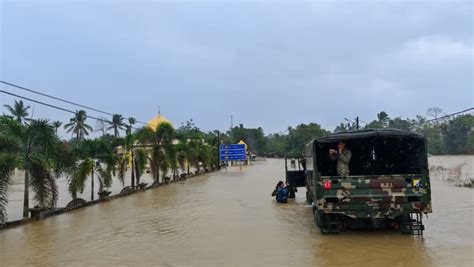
[305, 129, 432, 234]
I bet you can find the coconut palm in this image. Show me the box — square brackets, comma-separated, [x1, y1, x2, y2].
[188, 139, 202, 172]
[156, 122, 175, 180]
[3, 100, 30, 124]
[61, 138, 116, 200]
[133, 148, 147, 185]
[108, 114, 126, 138]
[0, 153, 15, 224]
[176, 142, 188, 175]
[166, 144, 179, 180]
[76, 140, 99, 200]
[2, 117, 59, 218]
[117, 133, 134, 186]
[0, 116, 18, 223]
[175, 128, 194, 176]
[64, 110, 93, 144]
[127, 117, 136, 135]
[136, 122, 175, 182]
[52, 121, 62, 136]
[68, 158, 93, 199]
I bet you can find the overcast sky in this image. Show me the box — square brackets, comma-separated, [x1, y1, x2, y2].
[1, 0, 472, 136]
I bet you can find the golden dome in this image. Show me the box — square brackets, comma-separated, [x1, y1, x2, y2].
[146, 113, 173, 130]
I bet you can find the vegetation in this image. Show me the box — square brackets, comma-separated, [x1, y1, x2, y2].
[267, 108, 474, 156]
[3, 100, 30, 124]
[108, 114, 126, 138]
[52, 121, 62, 136]
[0, 101, 222, 224]
[0, 117, 59, 218]
[0, 99, 471, 224]
[64, 110, 93, 144]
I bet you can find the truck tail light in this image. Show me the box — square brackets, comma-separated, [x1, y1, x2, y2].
[323, 181, 332, 190]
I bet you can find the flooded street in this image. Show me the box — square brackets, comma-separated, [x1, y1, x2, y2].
[1, 157, 473, 266]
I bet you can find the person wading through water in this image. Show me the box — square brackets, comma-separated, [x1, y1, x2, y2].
[272, 181, 289, 203]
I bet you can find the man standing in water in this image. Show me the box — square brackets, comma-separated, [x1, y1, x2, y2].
[329, 141, 352, 176]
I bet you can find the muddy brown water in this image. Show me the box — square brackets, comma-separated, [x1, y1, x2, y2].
[1, 158, 473, 266]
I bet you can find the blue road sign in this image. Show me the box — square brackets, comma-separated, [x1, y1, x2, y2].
[220, 144, 246, 161]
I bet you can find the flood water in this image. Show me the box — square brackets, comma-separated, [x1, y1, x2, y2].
[1, 157, 473, 266]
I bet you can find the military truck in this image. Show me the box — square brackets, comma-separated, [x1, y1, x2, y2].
[300, 129, 432, 234]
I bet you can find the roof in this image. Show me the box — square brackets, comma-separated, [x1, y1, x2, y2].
[146, 113, 173, 130]
[315, 128, 425, 143]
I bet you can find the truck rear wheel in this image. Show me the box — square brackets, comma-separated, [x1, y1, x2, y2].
[315, 211, 341, 234]
[306, 191, 313, 204]
[288, 186, 296, 198]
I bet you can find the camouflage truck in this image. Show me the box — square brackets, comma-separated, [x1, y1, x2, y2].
[303, 129, 432, 234]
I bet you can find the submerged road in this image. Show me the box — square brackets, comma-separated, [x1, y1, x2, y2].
[1, 158, 473, 266]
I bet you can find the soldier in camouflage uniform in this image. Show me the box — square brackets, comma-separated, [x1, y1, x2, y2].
[329, 141, 352, 176]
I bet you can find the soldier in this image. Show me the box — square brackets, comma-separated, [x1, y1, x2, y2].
[329, 141, 352, 176]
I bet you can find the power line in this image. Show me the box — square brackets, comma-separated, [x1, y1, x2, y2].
[0, 90, 142, 130]
[426, 107, 473, 123]
[0, 80, 148, 125]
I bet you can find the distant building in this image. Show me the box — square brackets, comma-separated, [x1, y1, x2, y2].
[146, 112, 173, 130]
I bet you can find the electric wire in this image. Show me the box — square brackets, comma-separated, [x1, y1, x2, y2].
[0, 80, 148, 125]
[425, 107, 473, 123]
[0, 90, 142, 130]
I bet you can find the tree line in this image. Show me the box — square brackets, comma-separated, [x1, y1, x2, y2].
[229, 108, 473, 157]
[1, 101, 472, 224]
[0, 100, 221, 224]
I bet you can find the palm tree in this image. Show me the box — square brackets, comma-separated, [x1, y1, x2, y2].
[118, 133, 134, 187]
[377, 111, 390, 128]
[0, 153, 15, 223]
[3, 100, 30, 124]
[52, 121, 62, 136]
[61, 138, 116, 200]
[64, 110, 93, 144]
[136, 122, 175, 182]
[68, 158, 94, 200]
[127, 117, 136, 135]
[188, 139, 202, 173]
[108, 114, 126, 138]
[0, 116, 18, 223]
[2, 118, 59, 218]
[78, 140, 99, 201]
[133, 148, 147, 185]
[176, 142, 188, 175]
[166, 144, 179, 180]
[155, 122, 175, 180]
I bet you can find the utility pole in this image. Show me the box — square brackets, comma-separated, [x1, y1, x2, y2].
[91, 162, 94, 201]
[230, 114, 234, 142]
[131, 149, 135, 188]
[217, 131, 221, 169]
[356, 117, 360, 129]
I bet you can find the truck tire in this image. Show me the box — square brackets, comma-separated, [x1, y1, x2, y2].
[315, 210, 324, 229]
[306, 190, 313, 204]
[288, 186, 296, 198]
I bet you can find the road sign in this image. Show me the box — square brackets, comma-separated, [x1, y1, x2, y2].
[220, 144, 246, 161]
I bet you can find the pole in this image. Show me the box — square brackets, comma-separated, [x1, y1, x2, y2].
[91, 165, 94, 201]
[217, 131, 221, 170]
[356, 117, 360, 129]
[131, 149, 135, 188]
[230, 114, 233, 142]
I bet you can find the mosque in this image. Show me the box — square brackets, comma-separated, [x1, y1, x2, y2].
[145, 112, 173, 130]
